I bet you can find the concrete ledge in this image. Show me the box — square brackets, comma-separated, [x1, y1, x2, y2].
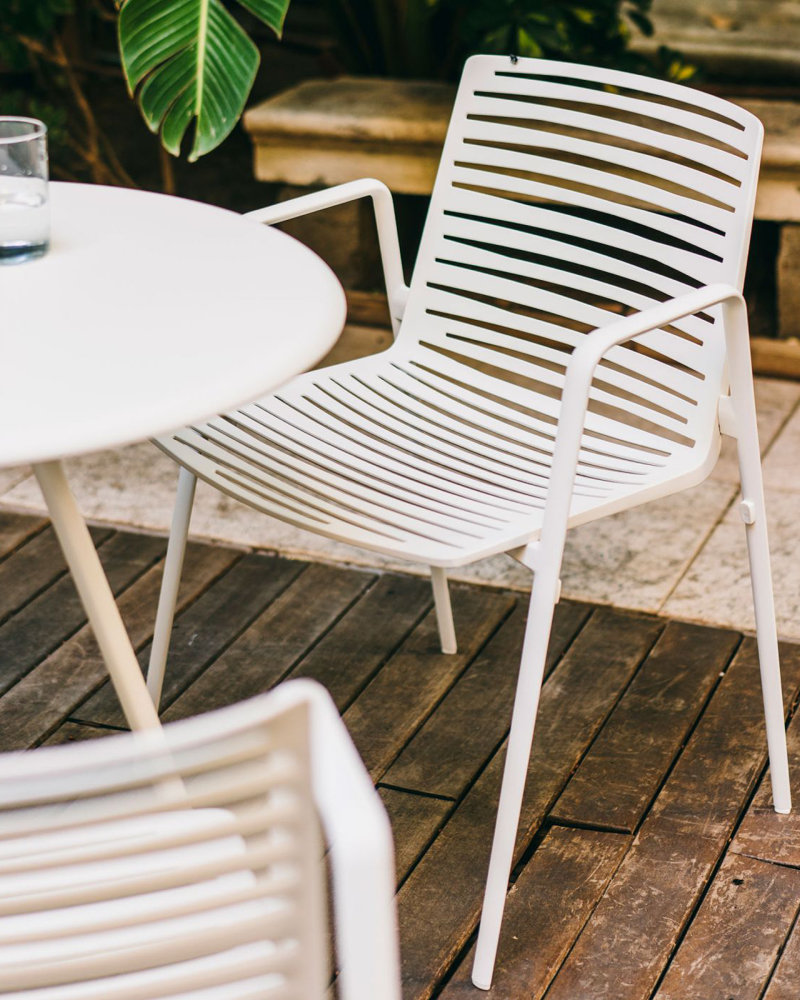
[245, 77, 800, 338]
[631, 0, 800, 81]
[244, 77, 454, 194]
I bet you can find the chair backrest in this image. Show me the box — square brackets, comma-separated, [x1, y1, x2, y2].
[400, 55, 763, 467]
[0, 681, 400, 1000]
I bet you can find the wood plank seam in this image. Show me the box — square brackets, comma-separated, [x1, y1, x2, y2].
[329, 577, 435, 715]
[150, 558, 313, 715]
[367, 594, 519, 783]
[0, 518, 49, 567]
[545, 616, 669, 823]
[0, 530, 161, 698]
[378, 782, 457, 803]
[765, 907, 800, 998]
[622, 633, 743, 836]
[270, 570, 387, 695]
[72, 554, 309, 727]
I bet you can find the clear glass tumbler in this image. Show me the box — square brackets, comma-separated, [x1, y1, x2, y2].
[0, 117, 49, 264]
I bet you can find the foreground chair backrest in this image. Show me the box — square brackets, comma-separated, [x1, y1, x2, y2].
[0, 679, 400, 1000]
[149, 55, 791, 988]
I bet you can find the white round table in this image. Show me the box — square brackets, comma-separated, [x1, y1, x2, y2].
[1, 183, 346, 729]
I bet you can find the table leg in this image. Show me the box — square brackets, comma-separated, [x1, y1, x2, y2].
[34, 461, 161, 731]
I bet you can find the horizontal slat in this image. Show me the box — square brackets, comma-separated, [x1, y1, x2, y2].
[0, 947, 295, 1000]
[448, 167, 731, 266]
[452, 142, 738, 226]
[473, 74, 753, 149]
[338, 372, 663, 479]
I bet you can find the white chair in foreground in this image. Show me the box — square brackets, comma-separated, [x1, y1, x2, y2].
[149, 55, 791, 988]
[0, 679, 400, 1000]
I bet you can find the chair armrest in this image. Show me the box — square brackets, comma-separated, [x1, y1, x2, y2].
[522, 283, 749, 580]
[246, 179, 409, 338]
[565, 283, 743, 381]
[304, 683, 401, 1000]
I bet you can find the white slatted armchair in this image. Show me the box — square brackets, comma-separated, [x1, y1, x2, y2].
[148, 55, 791, 989]
[0, 680, 400, 1000]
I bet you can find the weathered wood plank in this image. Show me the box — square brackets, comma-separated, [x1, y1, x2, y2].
[0, 511, 47, 561]
[0, 529, 154, 697]
[762, 911, 800, 1000]
[441, 827, 630, 1000]
[543, 639, 800, 1000]
[44, 721, 112, 746]
[730, 686, 800, 866]
[74, 553, 308, 728]
[395, 608, 662, 1000]
[654, 853, 800, 1000]
[379, 787, 453, 885]
[551, 621, 740, 832]
[163, 562, 375, 723]
[0, 541, 239, 749]
[343, 586, 517, 783]
[292, 573, 433, 711]
[382, 599, 592, 798]
[0, 525, 107, 625]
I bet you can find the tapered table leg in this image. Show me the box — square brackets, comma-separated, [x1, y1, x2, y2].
[34, 461, 161, 731]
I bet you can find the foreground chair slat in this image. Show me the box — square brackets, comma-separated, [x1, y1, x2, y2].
[0, 680, 400, 1000]
[150, 55, 790, 989]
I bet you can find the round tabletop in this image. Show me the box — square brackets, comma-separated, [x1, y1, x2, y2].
[1, 183, 346, 467]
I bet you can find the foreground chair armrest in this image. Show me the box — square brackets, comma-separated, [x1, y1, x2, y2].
[309, 685, 401, 1000]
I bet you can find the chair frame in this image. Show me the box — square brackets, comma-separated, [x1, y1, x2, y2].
[148, 56, 792, 990]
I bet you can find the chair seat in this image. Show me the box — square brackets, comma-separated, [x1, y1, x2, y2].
[156, 344, 713, 568]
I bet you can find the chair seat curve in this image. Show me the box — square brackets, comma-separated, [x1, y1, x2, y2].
[158, 340, 717, 568]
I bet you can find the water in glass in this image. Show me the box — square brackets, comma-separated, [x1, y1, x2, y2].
[0, 118, 49, 264]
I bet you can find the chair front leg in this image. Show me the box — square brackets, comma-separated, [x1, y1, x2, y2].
[147, 467, 197, 708]
[471, 562, 561, 990]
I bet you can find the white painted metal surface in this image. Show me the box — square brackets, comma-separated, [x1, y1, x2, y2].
[152, 56, 790, 988]
[0, 182, 346, 468]
[1, 183, 345, 730]
[0, 680, 400, 1000]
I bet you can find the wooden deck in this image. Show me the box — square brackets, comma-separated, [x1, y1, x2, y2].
[3, 508, 800, 1000]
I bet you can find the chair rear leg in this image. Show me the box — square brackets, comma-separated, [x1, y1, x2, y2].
[147, 467, 197, 709]
[722, 292, 792, 814]
[471, 568, 560, 990]
[431, 566, 457, 654]
[736, 428, 791, 814]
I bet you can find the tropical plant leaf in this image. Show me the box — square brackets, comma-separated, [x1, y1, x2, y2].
[118, 0, 291, 160]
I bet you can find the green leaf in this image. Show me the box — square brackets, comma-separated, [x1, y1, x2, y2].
[118, 0, 291, 160]
[236, 0, 288, 35]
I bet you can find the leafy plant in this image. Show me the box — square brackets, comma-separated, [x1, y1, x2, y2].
[1, 0, 138, 186]
[115, 0, 292, 161]
[323, 0, 693, 82]
[0, 0, 75, 71]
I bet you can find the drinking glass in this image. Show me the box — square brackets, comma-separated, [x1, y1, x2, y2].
[0, 117, 49, 264]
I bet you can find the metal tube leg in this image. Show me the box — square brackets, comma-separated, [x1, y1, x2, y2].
[744, 508, 791, 813]
[431, 566, 457, 654]
[723, 296, 791, 815]
[472, 571, 559, 990]
[735, 430, 791, 814]
[147, 467, 197, 708]
[34, 461, 161, 732]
